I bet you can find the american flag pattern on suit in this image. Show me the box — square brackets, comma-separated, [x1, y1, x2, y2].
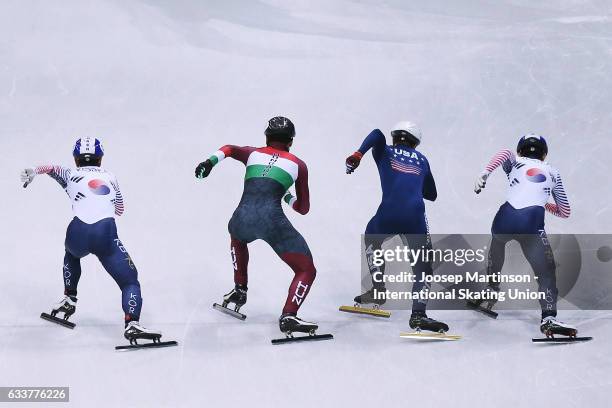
[390, 157, 422, 175]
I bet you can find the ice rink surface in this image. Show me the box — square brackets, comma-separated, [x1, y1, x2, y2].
[0, 1, 611, 407]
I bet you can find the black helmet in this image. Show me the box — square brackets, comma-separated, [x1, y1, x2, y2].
[265, 116, 295, 141]
[517, 133, 548, 160]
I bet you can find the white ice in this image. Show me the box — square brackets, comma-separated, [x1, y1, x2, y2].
[0, 1, 611, 407]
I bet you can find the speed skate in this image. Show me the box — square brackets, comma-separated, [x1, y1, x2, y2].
[531, 316, 592, 343]
[400, 312, 459, 341]
[400, 331, 462, 341]
[115, 321, 178, 351]
[213, 302, 247, 321]
[40, 296, 78, 329]
[338, 304, 391, 318]
[272, 314, 333, 345]
[40, 312, 76, 329]
[532, 336, 593, 344]
[340, 288, 391, 318]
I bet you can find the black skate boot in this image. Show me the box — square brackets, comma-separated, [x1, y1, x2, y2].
[124, 321, 162, 344]
[223, 284, 247, 307]
[466, 286, 499, 319]
[272, 314, 333, 345]
[540, 316, 577, 338]
[279, 313, 318, 335]
[354, 286, 386, 307]
[409, 311, 449, 333]
[212, 284, 248, 320]
[116, 321, 178, 350]
[51, 296, 77, 319]
[41, 296, 77, 329]
[339, 285, 391, 318]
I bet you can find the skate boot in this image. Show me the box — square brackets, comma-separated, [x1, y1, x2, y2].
[272, 314, 333, 344]
[223, 284, 247, 309]
[212, 284, 248, 320]
[50, 296, 77, 320]
[409, 311, 449, 333]
[466, 286, 499, 319]
[279, 314, 318, 336]
[354, 286, 386, 308]
[339, 285, 390, 318]
[124, 321, 163, 345]
[540, 316, 577, 338]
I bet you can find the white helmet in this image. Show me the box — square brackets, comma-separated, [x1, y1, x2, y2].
[391, 121, 422, 146]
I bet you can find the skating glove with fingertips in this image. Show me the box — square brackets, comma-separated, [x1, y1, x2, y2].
[195, 160, 213, 179]
[283, 192, 296, 206]
[474, 171, 489, 194]
[345, 152, 363, 174]
[20, 168, 36, 188]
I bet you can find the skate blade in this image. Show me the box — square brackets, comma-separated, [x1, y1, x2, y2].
[212, 303, 246, 320]
[400, 332, 461, 341]
[339, 305, 391, 318]
[466, 302, 498, 319]
[532, 336, 592, 343]
[40, 313, 75, 329]
[271, 333, 333, 345]
[115, 340, 178, 351]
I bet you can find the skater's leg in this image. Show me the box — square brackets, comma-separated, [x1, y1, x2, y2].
[231, 237, 249, 286]
[63, 251, 82, 298]
[98, 238, 142, 323]
[63, 217, 90, 297]
[402, 233, 433, 313]
[91, 219, 142, 323]
[364, 233, 386, 288]
[279, 252, 317, 315]
[518, 231, 558, 318]
[406, 232, 449, 333]
[264, 215, 317, 315]
[487, 234, 508, 290]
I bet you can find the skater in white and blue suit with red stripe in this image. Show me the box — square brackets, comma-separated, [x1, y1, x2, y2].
[21, 137, 164, 344]
[474, 133, 577, 338]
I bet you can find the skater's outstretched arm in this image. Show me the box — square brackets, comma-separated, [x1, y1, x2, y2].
[423, 164, 437, 201]
[474, 149, 516, 193]
[346, 129, 386, 174]
[21, 165, 71, 189]
[195, 145, 256, 179]
[110, 178, 125, 216]
[545, 171, 570, 218]
[283, 159, 310, 215]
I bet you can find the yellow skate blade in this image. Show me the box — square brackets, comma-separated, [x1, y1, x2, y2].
[339, 305, 391, 318]
[400, 332, 462, 341]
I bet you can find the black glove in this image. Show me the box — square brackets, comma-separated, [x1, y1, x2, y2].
[345, 152, 362, 174]
[195, 159, 214, 179]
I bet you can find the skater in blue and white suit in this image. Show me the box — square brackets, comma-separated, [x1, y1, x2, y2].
[21, 137, 162, 342]
[475, 133, 577, 337]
